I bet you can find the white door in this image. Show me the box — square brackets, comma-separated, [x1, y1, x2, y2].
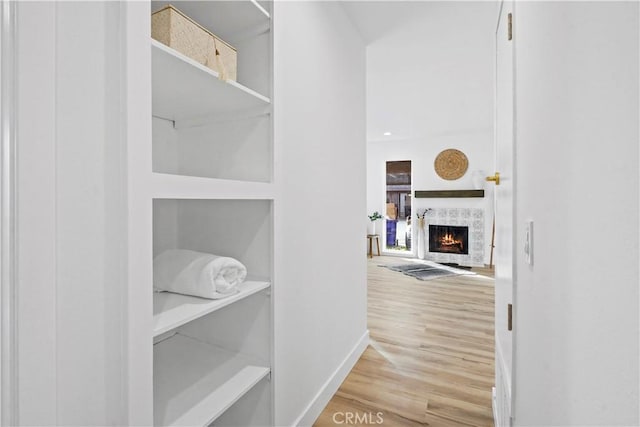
[492, 1, 515, 426]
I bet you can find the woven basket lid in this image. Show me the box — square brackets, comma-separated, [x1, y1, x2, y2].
[434, 149, 468, 180]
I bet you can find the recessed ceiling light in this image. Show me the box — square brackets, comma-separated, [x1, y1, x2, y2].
[383, 132, 392, 136]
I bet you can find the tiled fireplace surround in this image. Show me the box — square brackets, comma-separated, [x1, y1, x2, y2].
[421, 208, 485, 267]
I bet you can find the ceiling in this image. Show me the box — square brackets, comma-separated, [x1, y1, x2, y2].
[340, 1, 497, 143]
[341, 1, 437, 44]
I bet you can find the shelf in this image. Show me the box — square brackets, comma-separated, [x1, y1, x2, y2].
[151, 1, 270, 45]
[414, 190, 485, 198]
[150, 1, 274, 425]
[152, 40, 270, 123]
[150, 173, 274, 200]
[154, 280, 271, 336]
[154, 333, 270, 426]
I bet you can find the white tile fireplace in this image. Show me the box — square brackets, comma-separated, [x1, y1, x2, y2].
[422, 208, 484, 266]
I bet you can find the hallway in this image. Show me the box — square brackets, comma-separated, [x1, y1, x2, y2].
[315, 257, 495, 426]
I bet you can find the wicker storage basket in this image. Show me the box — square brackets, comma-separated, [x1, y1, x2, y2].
[152, 4, 237, 81]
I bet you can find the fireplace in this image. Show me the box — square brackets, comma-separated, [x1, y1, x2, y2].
[429, 225, 469, 255]
[422, 208, 483, 266]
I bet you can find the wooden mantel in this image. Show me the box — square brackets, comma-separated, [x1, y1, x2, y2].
[414, 190, 485, 198]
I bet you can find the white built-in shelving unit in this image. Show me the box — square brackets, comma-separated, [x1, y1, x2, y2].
[151, 0, 272, 183]
[149, 1, 274, 425]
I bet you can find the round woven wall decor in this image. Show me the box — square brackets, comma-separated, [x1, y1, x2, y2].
[434, 149, 469, 180]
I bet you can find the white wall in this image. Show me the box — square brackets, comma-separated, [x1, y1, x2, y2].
[366, 2, 495, 263]
[513, 2, 639, 425]
[273, 2, 368, 425]
[15, 2, 135, 425]
[16, 3, 58, 423]
[368, 137, 494, 261]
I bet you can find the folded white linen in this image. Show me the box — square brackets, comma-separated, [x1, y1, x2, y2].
[153, 249, 247, 299]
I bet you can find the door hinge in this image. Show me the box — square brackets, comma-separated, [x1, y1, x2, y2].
[507, 303, 513, 331]
[508, 13, 513, 41]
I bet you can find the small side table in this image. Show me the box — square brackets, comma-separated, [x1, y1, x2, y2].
[367, 234, 381, 258]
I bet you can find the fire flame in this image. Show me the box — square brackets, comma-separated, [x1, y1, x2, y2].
[440, 233, 464, 250]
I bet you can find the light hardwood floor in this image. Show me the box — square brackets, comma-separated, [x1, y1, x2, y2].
[314, 256, 495, 427]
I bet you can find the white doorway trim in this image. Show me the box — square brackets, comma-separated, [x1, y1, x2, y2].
[492, 0, 517, 425]
[382, 160, 414, 257]
[1, 0, 18, 424]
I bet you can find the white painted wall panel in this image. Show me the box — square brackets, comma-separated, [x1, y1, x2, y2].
[15, 2, 134, 424]
[16, 2, 58, 424]
[123, 1, 154, 423]
[54, 2, 125, 424]
[273, 2, 367, 424]
[514, 3, 639, 425]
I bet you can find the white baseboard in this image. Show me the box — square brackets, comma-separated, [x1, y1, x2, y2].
[492, 386, 499, 426]
[292, 329, 370, 427]
[494, 338, 512, 427]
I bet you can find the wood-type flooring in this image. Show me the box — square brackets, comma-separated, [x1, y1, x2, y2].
[314, 256, 495, 427]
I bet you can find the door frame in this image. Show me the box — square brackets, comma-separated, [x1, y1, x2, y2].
[493, 0, 517, 425]
[382, 159, 414, 256]
[0, 0, 19, 425]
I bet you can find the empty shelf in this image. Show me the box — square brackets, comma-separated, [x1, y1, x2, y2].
[154, 334, 270, 426]
[150, 173, 275, 200]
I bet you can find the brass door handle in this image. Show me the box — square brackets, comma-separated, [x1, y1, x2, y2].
[486, 172, 501, 185]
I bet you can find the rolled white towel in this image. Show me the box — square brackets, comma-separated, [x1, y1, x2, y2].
[154, 249, 247, 299]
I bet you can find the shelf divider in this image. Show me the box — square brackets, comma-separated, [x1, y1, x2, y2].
[154, 280, 271, 337]
[150, 173, 275, 200]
